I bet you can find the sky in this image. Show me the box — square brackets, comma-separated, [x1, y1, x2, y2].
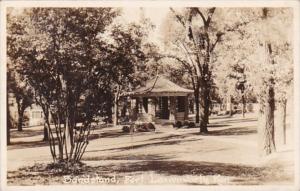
[120, 7, 170, 45]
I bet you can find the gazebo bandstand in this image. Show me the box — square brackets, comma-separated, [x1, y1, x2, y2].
[129, 76, 193, 124]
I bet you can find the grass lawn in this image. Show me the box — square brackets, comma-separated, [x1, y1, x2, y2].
[7, 113, 294, 185]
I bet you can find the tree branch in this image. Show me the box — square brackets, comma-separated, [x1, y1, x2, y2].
[164, 54, 194, 75]
[206, 8, 216, 27]
[194, 8, 207, 26]
[210, 32, 225, 53]
[170, 8, 186, 27]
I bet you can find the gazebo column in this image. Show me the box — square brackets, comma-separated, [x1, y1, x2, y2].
[184, 96, 189, 120]
[135, 98, 140, 119]
[148, 97, 156, 122]
[129, 99, 135, 121]
[142, 97, 148, 113]
[169, 96, 176, 122]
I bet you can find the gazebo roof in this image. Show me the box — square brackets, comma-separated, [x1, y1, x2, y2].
[129, 76, 193, 97]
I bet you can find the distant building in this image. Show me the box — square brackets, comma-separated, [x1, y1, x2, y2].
[8, 93, 45, 127]
[8, 92, 18, 126]
[129, 76, 193, 123]
[25, 104, 45, 126]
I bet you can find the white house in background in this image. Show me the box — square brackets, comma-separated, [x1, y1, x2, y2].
[24, 104, 45, 126]
[8, 92, 45, 127]
[8, 92, 18, 124]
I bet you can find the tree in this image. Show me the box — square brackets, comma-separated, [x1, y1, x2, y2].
[163, 8, 255, 132]
[7, 85, 12, 145]
[208, 7, 292, 155]
[7, 64, 33, 131]
[99, 15, 155, 126]
[214, 56, 255, 117]
[274, 43, 293, 145]
[239, 8, 293, 155]
[256, 8, 292, 155]
[7, 8, 119, 164]
[162, 8, 222, 132]
[7, 7, 158, 164]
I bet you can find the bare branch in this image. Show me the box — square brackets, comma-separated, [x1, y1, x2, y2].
[194, 7, 216, 28]
[164, 54, 194, 76]
[170, 7, 186, 27]
[210, 31, 225, 53]
[206, 7, 216, 26]
[194, 8, 207, 26]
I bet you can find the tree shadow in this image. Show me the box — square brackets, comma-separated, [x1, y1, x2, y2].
[99, 130, 128, 138]
[214, 118, 257, 125]
[99, 130, 161, 139]
[207, 124, 231, 128]
[8, 140, 49, 150]
[8, 160, 291, 185]
[7, 130, 162, 150]
[85, 138, 202, 153]
[82, 153, 173, 161]
[97, 160, 266, 178]
[10, 128, 44, 139]
[146, 134, 188, 142]
[207, 127, 257, 136]
[179, 124, 231, 129]
[209, 115, 232, 120]
[188, 127, 257, 136]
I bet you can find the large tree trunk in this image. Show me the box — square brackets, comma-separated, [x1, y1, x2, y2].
[43, 124, 49, 141]
[242, 94, 246, 118]
[7, 116, 11, 145]
[200, 87, 210, 133]
[7, 95, 11, 145]
[259, 85, 276, 156]
[113, 89, 120, 126]
[105, 99, 113, 123]
[113, 99, 119, 126]
[264, 85, 276, 154]
[279, 99, 287, 145]
[194, 90, 200, 124]
[259, 42, 276, 156]
[43, 107, 49, 142]
[17, 108, 25, 131]
[226, 94, 232, 116]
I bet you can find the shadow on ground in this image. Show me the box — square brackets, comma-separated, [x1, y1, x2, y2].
[146, 134, 188, 141]
[8, 160, 290, 185]
[8, 126, 255, 150]
[97, 160, 265, 177]
[10, 128, 44, 139]
[213, 118, 257, 125]
[82, 154, 173, 161]
[188, 127, 257, 136]
[8, 140, 49, 150]
[99, 130, 161, 139]
[85, 138, 202, 153]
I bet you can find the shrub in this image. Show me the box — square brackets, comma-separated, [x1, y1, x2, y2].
[173, 121, 182, 128]
[146, 123, 156, 131]
[134, 123, 156, 132]
[188, 122, 196, 128]
[183, 120, 189, 126]
[122, 126, 130, 133]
